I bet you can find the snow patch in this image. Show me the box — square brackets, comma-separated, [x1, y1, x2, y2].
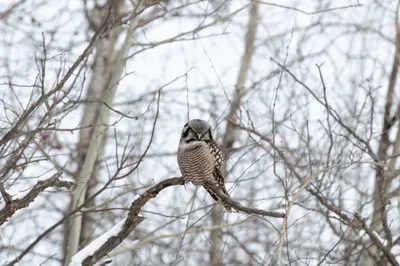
[274, 209, 286, 214]
[392, 244, 400, 260]
[69, 218, 126, 266]
[60, 176, 75, 182]
[372, 231, 387, 245]
[133, 194, 141, 201]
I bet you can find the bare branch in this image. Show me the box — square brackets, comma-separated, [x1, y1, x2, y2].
[206, 183, 285, 218]
[255, 1, 363, 15]
[0, 172, 73, 225]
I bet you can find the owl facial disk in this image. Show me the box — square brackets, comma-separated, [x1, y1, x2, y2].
[181, 119, 213, 143]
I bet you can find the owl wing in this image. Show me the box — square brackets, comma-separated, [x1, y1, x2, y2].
[206, 139, 228, 193]
[204, 139, 232, 211]
[207, 139, 223, 170]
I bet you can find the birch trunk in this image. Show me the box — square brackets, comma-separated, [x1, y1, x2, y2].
[77, 2, 123, 250]
[63, 0, 143, 264]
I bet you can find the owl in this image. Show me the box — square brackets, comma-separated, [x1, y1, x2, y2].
[177, 119, 231, 211]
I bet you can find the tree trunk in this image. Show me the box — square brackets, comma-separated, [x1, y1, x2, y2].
[209, 2, 259, 265]
[77, 2, 123, 250]
[366, 25, 400, 266]
[63, 0, 143, 264]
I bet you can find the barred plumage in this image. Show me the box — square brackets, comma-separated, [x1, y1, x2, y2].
[177, 119, 231, 211]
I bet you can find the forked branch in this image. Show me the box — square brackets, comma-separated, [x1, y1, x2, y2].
[0, 172, 73, 225]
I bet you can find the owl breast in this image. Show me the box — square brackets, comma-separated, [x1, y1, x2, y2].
[178, 142, 216, 185]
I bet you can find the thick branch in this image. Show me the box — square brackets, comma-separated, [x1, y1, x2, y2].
[70, 176, 285, 265]
[0, 172, 73, 225]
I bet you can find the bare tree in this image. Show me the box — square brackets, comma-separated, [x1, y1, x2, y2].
[1, 0, 400, 266]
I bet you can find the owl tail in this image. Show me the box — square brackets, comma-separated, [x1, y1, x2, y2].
[204, 185, 232, 211]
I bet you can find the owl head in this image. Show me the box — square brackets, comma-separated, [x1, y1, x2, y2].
[180, 119, 213, 143]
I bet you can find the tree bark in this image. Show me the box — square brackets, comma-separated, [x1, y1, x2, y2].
[77, 1, 124, 251]
[209, 2, 259, 265]
[63, 0, 143, 264]
[366, 25, 400, 266]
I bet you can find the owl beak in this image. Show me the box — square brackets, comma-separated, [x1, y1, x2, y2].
[197, 134, 202, 140]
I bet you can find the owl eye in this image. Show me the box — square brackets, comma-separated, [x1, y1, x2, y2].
[182, 127, 189, 138]
[208, 130, 213, 139]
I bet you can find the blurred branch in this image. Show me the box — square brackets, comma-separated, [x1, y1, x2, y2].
[237, 124, 399, 266]
[271, 58, 378, 161]
[0, 172, 72, 225]
[0, 0, 26, 21]
[109, 220, 248, 257]
[255, 1, 362, 15]
[0, 2, 111, 149]
[128, 4, 249, 59]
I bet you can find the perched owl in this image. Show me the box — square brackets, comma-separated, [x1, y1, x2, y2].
[177, 119, 231, 211]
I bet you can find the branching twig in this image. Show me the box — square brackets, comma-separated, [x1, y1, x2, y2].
[270, 58, 378, 161]
[0, 172, 73, 225]
[256, 1, 362, 15]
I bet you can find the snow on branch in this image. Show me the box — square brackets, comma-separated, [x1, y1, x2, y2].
[72, 177, 286, 265]
[70, 177, 183, 266]
[0, 172, 73, 225]
[69, 218, 127, 266]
